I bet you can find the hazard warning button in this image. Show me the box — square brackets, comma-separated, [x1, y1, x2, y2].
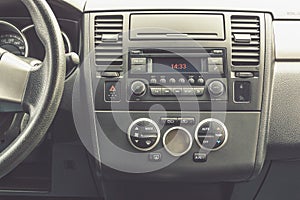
[105, 81, 121, 102]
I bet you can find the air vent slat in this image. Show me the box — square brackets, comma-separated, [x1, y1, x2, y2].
[231, 15, 260, 66]
[94, 15, 123, 71]
[232, 52, 260, 57]
[231, 24, 259, 28]
[231, 19, 259, 23]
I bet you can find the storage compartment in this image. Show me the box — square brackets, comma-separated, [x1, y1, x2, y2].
[130, 14, 225, 40]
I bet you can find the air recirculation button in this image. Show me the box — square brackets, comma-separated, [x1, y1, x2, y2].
[128, 118, 160, 151]
[195, 119, 228, 151]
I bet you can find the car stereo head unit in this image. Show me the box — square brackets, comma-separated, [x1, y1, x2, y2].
[127, 48, 228, 102]
[129, 48, 226, 75]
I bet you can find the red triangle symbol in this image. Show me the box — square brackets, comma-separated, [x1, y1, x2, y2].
[109, 85, 116, 92]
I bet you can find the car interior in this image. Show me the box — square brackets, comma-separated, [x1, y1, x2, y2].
[0, 0, 299, 199]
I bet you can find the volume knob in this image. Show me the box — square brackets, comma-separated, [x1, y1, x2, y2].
[131, 81, 146, 96]
[208, 81, 225, 97]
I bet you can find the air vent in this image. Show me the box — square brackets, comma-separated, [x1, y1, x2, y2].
[94, 15, 123, 71]
[231, 16, 260, 66]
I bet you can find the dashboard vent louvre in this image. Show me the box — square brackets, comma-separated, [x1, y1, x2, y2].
[94, 15, 123, 71]
[231, 15, 260, 66]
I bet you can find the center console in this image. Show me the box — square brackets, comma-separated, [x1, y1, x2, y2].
[78, 11, 272, 184]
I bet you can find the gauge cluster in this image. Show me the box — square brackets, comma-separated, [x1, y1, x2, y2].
[0, 18, 80, 77]
[0, 21, 28, 56]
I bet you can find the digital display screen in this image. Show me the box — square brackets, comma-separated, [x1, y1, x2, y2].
[152, 57, 203, 73]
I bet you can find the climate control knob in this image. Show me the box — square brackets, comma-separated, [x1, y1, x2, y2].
[208, 80, 225, 97]
[131, 81, 146, 96]
[195, 118, 228, 151]
[128, 118, 161, 151]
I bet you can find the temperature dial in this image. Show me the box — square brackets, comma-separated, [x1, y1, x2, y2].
[195, 118, 228, 151]
[128, 118, 160, 151]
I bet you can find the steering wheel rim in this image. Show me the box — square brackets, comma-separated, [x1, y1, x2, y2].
[0, 0, 65, 178]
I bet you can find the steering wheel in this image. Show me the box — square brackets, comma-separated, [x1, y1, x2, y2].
[0, 0, 65, 178]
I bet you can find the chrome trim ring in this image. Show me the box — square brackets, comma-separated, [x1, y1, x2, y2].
[163, 126, 193, 157]
[127, 118, 161, 152]
[194, 118, 228, 151]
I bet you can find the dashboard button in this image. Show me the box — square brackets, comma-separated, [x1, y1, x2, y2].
[150, 87, 162, 96]
[160, 78, 167, 84]
[182, 88, 195, 96]
[178, 117, 195, 125]
[208, 64, 224, 74]
[234, 81, 251, 102]
[149, 153, 162, 162]
[160, 117, 179, 125]
[105, 81, 121, 102]
[131, 65, 147, 74]
[162, 88, 173, 96]
[131, 58, 146, 65]
[188, 78, 195, 85]
[172, 88, 182, 96]
[178, 78, 186, 84]
[169, 78, 176, 84]
[208, 57, 223, 65]
[193, 153, 207, 162]
[197, 78, 205, 85]
[194, 87, 205, 96]
[150, 78, 157, 85]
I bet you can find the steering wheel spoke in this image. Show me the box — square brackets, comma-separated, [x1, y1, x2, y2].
[0, 48, 33, 112]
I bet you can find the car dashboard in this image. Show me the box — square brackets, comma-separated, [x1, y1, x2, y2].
[0, 0, 300, 200]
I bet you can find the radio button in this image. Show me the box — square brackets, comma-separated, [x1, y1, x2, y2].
[131, 58, 146, 65]
[208, 57, 223, 65]
[131, 65, 147, 74]
[150, 78, 157, 85]
[182, 88, 195, 96]
[188, 78, 195, 85]
[169, 78, 176, 84]
[179, 78, 186, 84]
[197, 78, 205, 86]
[194, 87, 205, 96]
[150, 87, 162, 96]
[160, 78, 167, 84]
[208, 64, 224, 74]
[162, 88, 173, 96]
[172, 88, 182, 96]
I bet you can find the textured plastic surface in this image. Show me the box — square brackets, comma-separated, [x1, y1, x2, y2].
[130, 14, 225, 40]
[268, 62, 300, 160]
[274, 21, 300, 60]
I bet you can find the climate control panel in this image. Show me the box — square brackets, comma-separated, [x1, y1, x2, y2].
[127, 117, 228, 155]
